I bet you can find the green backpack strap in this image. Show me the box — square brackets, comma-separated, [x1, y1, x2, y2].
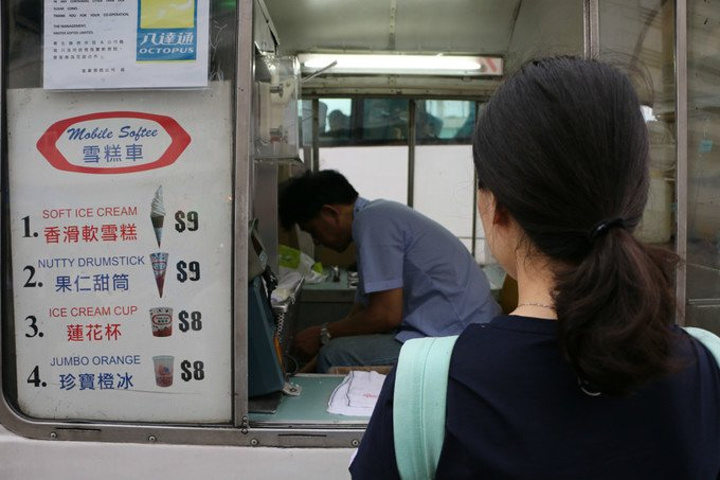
[393, 335, 459, 480]
[684, 326, 720, 366]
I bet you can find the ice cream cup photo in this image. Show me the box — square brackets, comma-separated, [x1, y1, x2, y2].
[150, 251, 169, 297]
[152, 355, 174, 387]
[150, 307, 173, 337]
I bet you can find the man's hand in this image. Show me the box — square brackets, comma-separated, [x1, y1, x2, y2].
[293, 325, 323, 359]
[291, 288, 403, 360]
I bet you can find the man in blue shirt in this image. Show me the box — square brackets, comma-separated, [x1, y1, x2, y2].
[279, 170, 501, 372]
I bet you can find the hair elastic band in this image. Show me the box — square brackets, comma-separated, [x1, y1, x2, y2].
[577, 377, 603, 397]
[589, 217, 626, 241]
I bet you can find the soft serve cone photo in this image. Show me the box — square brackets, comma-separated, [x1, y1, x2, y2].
[150, 185, 166, 247]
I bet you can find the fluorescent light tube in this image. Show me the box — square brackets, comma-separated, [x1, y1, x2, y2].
[298, 53, 502, 76]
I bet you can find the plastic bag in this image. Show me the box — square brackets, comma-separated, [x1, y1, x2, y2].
[278, 244, 327, 284]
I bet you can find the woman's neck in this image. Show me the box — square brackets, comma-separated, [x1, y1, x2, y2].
[511, 253, 557, 320]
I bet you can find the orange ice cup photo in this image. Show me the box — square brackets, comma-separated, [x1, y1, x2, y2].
[152, 355, 174, 388]
[150, 252, 169, 297]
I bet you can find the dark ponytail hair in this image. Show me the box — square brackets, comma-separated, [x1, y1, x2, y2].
[473, 57, 680, 396]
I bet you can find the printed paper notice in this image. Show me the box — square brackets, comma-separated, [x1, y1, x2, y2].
[44, 0, 209, 90]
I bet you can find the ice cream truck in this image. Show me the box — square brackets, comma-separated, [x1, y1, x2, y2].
[0, 0, 718, 478]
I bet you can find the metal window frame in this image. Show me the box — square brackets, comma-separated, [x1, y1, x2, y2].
[583, 0, 600, 59]
[675, 0, 688, 323]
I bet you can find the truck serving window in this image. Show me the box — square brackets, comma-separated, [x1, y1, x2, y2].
[3, 0, 693, 454]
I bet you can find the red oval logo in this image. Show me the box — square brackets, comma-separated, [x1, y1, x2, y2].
[36, 111, 191, 174]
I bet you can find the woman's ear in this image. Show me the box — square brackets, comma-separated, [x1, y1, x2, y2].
[479, 190, 512, 232]
[493, 202, 511, 226]
[478, 190, 507, 226]
[477, 189, 494, 217]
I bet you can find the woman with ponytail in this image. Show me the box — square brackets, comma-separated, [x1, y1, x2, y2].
[351, 57, 720, 479]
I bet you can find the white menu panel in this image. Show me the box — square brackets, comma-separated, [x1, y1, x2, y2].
[7, 83, 233, 422]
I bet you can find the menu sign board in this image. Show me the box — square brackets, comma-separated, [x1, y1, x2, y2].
[7, 83, 233, 422]
[44, 0, 210, 90]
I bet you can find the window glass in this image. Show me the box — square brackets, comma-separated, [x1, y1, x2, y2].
[412, 100, 478, 258]
[317, 100, 480, 259]
[685, 0, 720, 332]
[415, 100, 476, 143]
[299, 99, 326, 148]
[599, 0, 676, 247]
[316, 97, 409, 203]
[361, 98, 409, 143]
[413, 145, 475, 241]
[319, 98, 352, 142]
[318, 98, 409, 146]
[319, 146, 409, 204]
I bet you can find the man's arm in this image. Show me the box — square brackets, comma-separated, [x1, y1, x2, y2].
[293, 288, 403, 358]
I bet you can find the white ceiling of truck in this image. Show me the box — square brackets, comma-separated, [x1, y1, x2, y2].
[263, 0, 522, 56]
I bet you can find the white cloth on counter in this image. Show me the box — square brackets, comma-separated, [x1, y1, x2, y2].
[327, 370, 387, 416]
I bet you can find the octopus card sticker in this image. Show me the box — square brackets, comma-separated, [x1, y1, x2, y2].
[137, 0, 198, 62]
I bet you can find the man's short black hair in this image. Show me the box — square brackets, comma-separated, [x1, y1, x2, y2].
[278, 170, 359, 230]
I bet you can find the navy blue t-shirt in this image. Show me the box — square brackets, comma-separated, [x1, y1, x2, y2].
[350, 315, 720, 479]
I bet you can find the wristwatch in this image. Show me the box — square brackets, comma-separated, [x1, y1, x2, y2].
[320, 322, 332, 345]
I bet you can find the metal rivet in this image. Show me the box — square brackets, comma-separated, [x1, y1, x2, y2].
[49, 432, 57, 440]
[250, 438, 259, 446]
[148, 435, 157, 443]
[351, 439, 360, 447]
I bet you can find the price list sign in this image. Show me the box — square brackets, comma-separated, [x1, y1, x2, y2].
[7, 84, 233, 423]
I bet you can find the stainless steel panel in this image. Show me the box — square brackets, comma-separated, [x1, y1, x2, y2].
[253, 161, 280, 274]
[686, 304, 720, 334]
[235, 0, 256, 427]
